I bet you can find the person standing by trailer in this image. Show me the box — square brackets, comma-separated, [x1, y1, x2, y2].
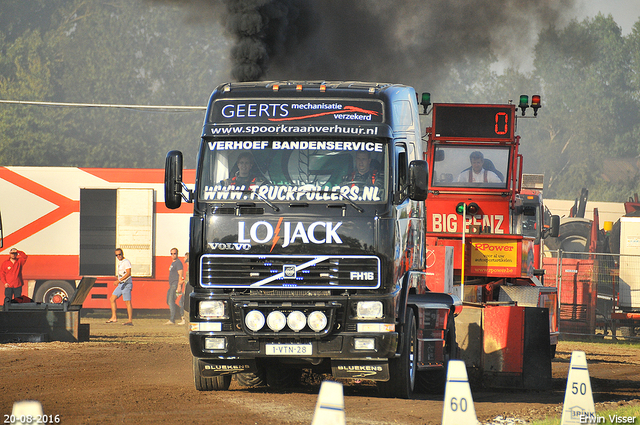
[1, 248, 28, 303]
[178, 252, 190, 324]
[107, 248, 133, 325]
[165, 248, 184, 325]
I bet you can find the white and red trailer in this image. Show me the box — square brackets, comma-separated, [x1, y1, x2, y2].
[0, 166, 194, 309]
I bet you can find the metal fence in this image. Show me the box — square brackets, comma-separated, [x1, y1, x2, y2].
[543, 251, 640, 339]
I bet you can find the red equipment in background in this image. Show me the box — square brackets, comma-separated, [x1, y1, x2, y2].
[420, 96, 559, 389]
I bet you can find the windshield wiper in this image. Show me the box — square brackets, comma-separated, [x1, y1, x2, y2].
[337, 191, 364, 213]
[246, 189, 280, 212]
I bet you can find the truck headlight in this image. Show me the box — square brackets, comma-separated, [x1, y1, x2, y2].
[354, 338, 376, 350]
[287, 311, 307, 332]
[204, 337, 226, 350]
[307, 311, 328, 332]
[356, 301, 383, 318]
[267, 311, 287, 332]
[199, 301, 227, 319]
[245, 310, 265, 332]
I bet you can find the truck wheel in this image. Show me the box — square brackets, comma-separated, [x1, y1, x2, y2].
[237, 369, 266, 387]
[35, 280, 75, 304]
[193, 357, 231, 391]
[417, 311, 457, 393]
[377, 308, 416, 399]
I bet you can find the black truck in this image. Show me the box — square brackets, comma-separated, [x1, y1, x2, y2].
[164, 81, 461, 398]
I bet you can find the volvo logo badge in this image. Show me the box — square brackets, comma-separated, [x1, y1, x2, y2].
[283, 265, 296, 279]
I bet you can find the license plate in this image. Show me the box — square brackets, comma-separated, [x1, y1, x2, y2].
[265, 343, 312, 356]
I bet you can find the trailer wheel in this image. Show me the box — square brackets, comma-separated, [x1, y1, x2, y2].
[237, 369, 266, 387]
[417, 311, 457, 393]
[377, 308, 416, 399]
[35, 280, 75, 304]
[193, 357, 231, 391]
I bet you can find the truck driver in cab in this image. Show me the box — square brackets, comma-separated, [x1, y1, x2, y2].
[456, 151, 501, 184]
[343, 151, 383, 189]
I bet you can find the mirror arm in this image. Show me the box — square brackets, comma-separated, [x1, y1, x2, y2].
[180, 182, 193, 203]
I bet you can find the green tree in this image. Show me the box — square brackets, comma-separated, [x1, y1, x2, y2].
[0, 1, 67, 42]
[0, 30, 87, 165]
[0, 0, 230, 168]
[525, 14, 639, 201]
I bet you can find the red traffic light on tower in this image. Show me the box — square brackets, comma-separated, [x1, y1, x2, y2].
[531, 95, 541, 116]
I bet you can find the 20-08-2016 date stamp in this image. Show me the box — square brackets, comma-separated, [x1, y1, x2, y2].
[4, 415, 60, 424]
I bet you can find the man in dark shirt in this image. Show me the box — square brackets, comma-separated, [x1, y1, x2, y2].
[343, 151, 382, 188]
[165, 248, 184, 325]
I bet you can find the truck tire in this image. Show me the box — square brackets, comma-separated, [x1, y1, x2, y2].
[544, 220, 591, 254]
[236, 369, 266, 387]
[377, 308, 416, 399]
[34, 280, 75, 304]
[417, 311, 457, 393]
[193, 357, 231, 391]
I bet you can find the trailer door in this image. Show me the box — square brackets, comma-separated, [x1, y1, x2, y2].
[80, 189, 117, 276]
[80, 188, 154, 277]
[116, 188, 154, 277]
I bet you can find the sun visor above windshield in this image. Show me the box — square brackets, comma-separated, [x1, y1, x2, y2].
[203, 98, 392, 138]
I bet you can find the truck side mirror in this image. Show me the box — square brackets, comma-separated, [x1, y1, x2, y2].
[165, 150, 184, 210]
[549, 215, 560, 238]
[408, 160, 428, 201]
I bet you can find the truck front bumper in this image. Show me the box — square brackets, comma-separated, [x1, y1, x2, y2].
[190, 330, 398, 381]
[189, 330, 398, 360]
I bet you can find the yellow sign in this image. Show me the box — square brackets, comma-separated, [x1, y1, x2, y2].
[468, 239, 518, 275]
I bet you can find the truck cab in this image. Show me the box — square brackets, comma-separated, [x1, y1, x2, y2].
[165, 81, 460, 398]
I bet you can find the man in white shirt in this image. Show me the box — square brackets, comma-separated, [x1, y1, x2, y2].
[106, 248, 133, 325]
[456, 151, 501, 183]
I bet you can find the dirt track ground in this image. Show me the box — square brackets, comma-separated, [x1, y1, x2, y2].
[1, 314, 639, 425]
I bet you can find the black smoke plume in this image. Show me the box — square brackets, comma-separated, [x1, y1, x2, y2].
[158, 0, 577, 85]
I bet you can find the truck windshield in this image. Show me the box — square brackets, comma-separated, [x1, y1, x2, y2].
[199, 138, 388, 203]
[431, 145, 510, 189]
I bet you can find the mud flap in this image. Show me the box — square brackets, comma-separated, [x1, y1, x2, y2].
[456, 305, 551, 389]
[198, 358, 258, 377]
[332, 360, 389, 381]
[522, 307, 552, 389]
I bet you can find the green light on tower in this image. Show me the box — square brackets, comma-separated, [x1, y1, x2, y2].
[518, 95, 529, 116]
[420, 92, 431, 113]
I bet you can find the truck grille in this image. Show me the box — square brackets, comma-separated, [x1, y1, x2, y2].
[200, 254, 380, 289]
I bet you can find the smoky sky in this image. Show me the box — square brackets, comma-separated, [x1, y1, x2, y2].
[159, 0, 577, 86]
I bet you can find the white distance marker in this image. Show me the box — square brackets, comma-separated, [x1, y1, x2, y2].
[311, 380, 346, 425]
[561, 351, 595, 425]
[442, 359, 479, 425]
[11, 400, 44, 425]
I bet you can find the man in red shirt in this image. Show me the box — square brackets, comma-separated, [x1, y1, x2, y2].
[1, 248, 28, 303]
